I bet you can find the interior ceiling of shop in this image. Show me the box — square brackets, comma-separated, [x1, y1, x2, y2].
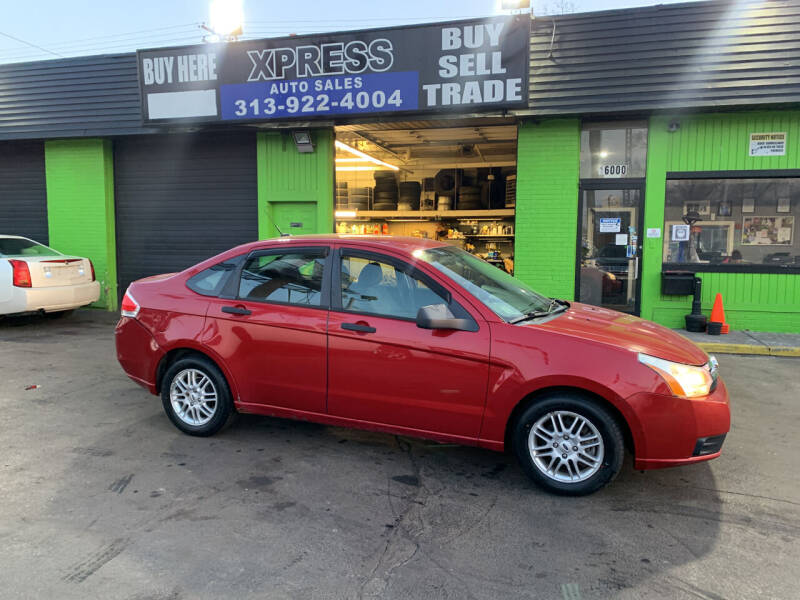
[335, 118, 517, 169]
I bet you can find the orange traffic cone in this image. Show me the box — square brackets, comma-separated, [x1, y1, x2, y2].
[710, 293, 725, 323]
[708, 293, 728, 335]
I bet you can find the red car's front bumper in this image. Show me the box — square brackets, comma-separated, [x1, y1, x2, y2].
[627, 377, 731, 470]
[115, 316, 163, 394]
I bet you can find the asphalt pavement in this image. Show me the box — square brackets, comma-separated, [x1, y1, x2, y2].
[1, 310, 798, 600]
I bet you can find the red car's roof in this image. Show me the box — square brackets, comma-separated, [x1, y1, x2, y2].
[244, 234, 450, 253]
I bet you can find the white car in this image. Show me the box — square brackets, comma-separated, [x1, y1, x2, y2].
[0, 235, 101, 316]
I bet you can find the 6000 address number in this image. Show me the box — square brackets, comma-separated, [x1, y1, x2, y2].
[233, 90, 404, 116]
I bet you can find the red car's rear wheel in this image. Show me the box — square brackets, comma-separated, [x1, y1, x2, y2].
[161, 356, 235, 436]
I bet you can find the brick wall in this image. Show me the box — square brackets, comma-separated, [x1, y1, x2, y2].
[515, 119, 580, 299]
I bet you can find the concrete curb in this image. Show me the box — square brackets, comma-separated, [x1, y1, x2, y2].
[694, 342, 800, 357]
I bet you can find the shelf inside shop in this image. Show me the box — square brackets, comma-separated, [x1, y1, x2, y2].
[334, 209, 515, 219]
[463, 234, 515, 239]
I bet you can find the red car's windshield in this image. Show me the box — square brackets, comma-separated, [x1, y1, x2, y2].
[415, 246, 553, 322]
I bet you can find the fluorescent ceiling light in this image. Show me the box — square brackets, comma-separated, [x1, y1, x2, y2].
[335, 140, 399, 171]
[335, 210, 357, 218]
[336, 166, 379, 172]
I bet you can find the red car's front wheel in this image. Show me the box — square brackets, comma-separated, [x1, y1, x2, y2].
[512, 393, 625, 496]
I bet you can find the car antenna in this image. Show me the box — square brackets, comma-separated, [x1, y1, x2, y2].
[275, 224, 290, 237]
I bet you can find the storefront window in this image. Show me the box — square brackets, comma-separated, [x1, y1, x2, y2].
[663, 178, 799, 268]
[580, 123, 648, 179]
[334, 120, 517, 273]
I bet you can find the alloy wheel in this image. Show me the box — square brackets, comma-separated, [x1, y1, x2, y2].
[169, 368, 218, 427]
[528, 410, 605, 483]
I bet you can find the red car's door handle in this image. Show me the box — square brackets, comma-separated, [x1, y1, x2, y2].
[222, 305, 252, 316]
[341, 322, 376, 333]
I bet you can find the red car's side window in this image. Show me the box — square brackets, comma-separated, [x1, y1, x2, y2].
[339, 254, 447, 320]
[186, 260, 240, 296]
[238, 250, 327, 307]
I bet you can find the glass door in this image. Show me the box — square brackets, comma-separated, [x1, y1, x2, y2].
[577, 184, 644, 314]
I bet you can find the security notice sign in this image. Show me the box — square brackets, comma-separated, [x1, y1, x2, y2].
[749, 132, 786, 157]
[136, 16, 529, 123]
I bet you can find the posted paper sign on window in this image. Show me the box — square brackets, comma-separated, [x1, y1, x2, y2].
[599, 217, 621, 233]
[672, 224, 691, 242]
[749, 132, 786, 157]
[646, 228, 661, 238]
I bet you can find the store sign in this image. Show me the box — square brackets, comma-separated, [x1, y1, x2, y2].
[136, 16, 530, 123]
[749, 132, 786, 157]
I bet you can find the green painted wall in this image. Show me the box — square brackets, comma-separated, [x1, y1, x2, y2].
[641, 111, 800, 333]
[45, 139, 117, 310]
[257, 129, 334, 239]
[515, 119, 581, 299]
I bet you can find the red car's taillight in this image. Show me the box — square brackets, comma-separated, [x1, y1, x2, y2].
[120, 290, 140, 318]
[89, 259, 96, 282]
[9, 260, 32, 288]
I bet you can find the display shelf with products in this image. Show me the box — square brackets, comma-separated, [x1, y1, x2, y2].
[334, 209, 516, 219]
[335, 120, 518, 273]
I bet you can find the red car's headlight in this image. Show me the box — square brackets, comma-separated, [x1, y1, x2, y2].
[638, 353, 714, 398]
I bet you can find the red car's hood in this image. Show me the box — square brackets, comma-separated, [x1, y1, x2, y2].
[536, 302, 709, 366]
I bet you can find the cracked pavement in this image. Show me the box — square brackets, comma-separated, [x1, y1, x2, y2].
[1, 310, 798, 599]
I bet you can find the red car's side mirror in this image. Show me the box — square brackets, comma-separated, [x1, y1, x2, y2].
[416, 304, 474, 332]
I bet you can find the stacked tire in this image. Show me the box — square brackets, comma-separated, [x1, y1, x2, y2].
[397, 181, 421, 211]
[421, 177, 436, 210]
[458, 185, 482, 210]
[373, 171, 398, 211]
[335, 181, 349, 208]
[349, 187, 371, 211]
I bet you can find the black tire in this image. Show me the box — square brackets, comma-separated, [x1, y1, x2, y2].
[161, 356, 235, 437]
[45, 309, 75, 319]
[435, 171, 455, 193]
[511, 393, 624, 496]
[399, 181, 421, 193]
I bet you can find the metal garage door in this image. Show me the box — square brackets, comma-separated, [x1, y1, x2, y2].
[0, 141, 48, 244]
[114, 132, 258, 296]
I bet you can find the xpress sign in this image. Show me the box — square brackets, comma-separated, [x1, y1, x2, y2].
[137, 16, 529, 123]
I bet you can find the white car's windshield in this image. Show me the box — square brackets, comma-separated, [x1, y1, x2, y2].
[0, 238, 61, 258]
[415, 246, 556, 322]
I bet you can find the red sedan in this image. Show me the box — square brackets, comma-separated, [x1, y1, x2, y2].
[115, 235, 730, 495]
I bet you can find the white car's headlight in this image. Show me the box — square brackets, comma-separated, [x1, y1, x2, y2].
[638, 353, 715, 398]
